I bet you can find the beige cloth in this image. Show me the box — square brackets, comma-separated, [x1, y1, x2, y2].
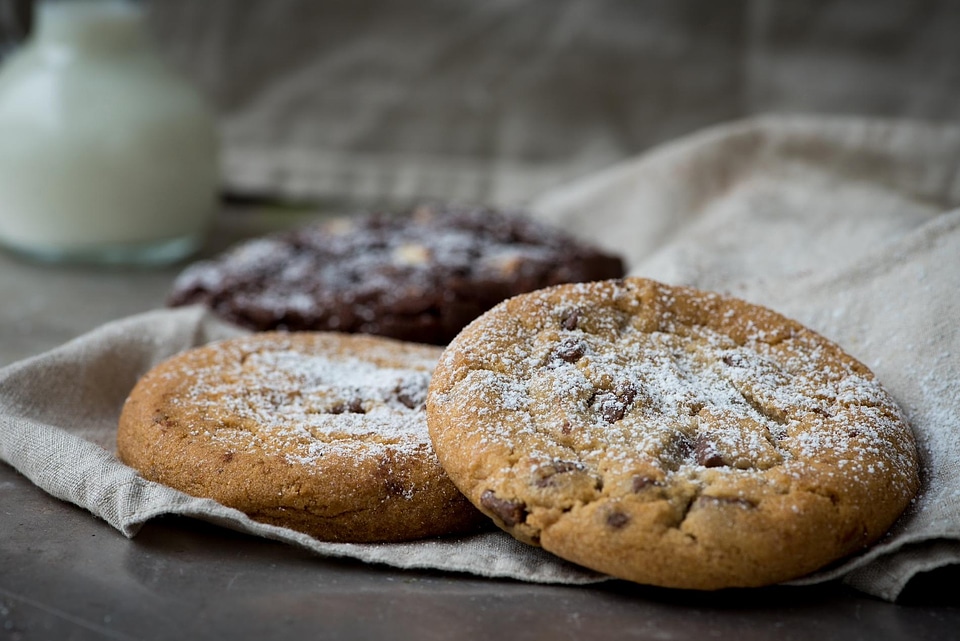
[142, 1, 960, 205]
[2, 115, 959, 601]
[0, 305, 602, 585]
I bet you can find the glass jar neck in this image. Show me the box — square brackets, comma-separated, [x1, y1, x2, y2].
[35, 1, 148, 54]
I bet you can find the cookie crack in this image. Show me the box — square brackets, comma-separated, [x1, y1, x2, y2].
[676, 486, 763, 532]
[737, 388, 788, 427]
[674, 488, 701, 530]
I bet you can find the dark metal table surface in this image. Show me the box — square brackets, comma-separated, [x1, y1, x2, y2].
[3, 459, 959, 641]
[1, 210, 958, 641]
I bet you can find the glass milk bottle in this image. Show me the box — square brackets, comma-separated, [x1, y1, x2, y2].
[0, 0, 218, 265]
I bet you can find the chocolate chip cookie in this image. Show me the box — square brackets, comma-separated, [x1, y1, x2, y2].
[118, 332, 487, 542]
[167, 204, 625, 345]
[426, 278, 920, 589]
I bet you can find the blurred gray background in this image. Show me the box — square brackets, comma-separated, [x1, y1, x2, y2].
[3, 0, 959, 207]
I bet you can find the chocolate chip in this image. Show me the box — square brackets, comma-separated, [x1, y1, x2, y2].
[480, 490, 527, 527]
[394, 381, 426, 410]
[534, 460, 585, 487]
[560, 420, 574, 435]
[377, 462, 406, 496]
[329, 397, 366, 414]
[615, 381, 637, 405]
[660, 434, 694, 472]
[594, 392, 625, 422]
[561, 309, 580, 331]
[594, 382, 637, 423]
[397, 391, 423, 410]
[722, 353, 746, 367]
[397, 392, 418, 409]
[694, 435, 726, 467]
[631, 475, 662, 492]
[555, 338, 586, 363]
[606, 511, 630, 529]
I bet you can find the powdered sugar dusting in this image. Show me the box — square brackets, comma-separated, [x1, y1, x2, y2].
[165, 335, 440, 468]
[167, 205, 624, 344]
[433, 279, 918, 501]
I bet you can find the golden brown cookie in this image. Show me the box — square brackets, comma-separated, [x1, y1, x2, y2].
[118, 332, 487, 542]
[426, 278, 920, 589]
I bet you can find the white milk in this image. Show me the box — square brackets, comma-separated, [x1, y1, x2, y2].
[0, 1, 218, 265]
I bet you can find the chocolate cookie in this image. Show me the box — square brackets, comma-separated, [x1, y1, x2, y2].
[167, 204, 625, 345]
[426, 278, 920, 589]
[118, 332, 487, 542]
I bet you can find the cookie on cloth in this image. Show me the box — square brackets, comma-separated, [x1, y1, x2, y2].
[167, 203, 625, 345]
[426, 278, 920, 589]
[118, 332, 487, 542]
